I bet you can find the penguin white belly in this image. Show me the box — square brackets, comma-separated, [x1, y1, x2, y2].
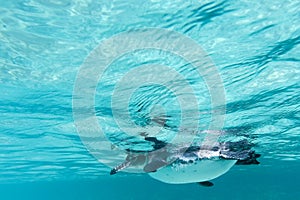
[149, 159, 236, 184]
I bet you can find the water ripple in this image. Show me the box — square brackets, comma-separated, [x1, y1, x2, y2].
[0, 0, 299, 183]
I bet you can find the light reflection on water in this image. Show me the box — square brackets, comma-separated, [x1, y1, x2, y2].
[0, 1, 299, 194]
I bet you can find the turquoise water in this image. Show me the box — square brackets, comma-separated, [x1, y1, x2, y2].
[1, 0, 300, 199]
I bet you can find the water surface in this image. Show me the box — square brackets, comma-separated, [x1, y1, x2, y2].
[0, 0, 299, 199]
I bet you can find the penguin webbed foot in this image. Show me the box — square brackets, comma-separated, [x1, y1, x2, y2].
[198, 181, 214, 187]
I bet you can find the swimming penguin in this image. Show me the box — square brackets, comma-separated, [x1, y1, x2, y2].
[110, 136, 260, 186]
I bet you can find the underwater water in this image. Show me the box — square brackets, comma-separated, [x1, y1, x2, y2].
[1, 0, 300, 199]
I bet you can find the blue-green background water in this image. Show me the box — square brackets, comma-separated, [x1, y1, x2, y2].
[1, 0, 299, 199]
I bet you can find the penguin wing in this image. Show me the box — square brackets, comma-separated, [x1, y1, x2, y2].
[143, 159, 168, 173]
